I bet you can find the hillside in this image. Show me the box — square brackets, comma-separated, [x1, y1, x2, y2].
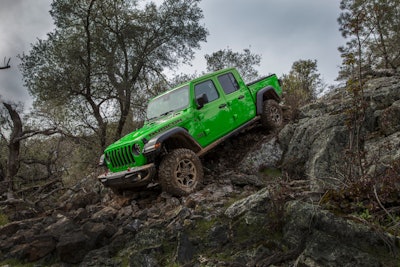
[0, 75, 399, 266]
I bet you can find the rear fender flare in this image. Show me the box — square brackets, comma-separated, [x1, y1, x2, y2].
[256, 86, 281, 115]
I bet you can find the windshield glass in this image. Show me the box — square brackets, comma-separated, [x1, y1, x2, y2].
[146, 85, 190, 120]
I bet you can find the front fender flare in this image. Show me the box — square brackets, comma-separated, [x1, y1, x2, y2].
[143, 127, 202, 156]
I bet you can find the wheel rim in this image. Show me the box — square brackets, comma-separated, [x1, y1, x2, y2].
[175, 159, 197, 188]
[269, 106, 282, 124]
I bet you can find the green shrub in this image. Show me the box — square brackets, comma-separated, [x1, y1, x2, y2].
[0, 212, 9, 226]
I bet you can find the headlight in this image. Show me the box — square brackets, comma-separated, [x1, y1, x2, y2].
[132, 143, 141, 155]
[98, 154, 105, 166]
[143, 142, 161, 154]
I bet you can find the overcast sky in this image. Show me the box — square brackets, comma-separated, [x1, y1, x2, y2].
[0, 0, 344, 108]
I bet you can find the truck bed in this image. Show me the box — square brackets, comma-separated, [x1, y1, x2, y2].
[247, 74, 282, 100]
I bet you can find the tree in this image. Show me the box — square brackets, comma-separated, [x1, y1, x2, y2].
[281, 59, 324, 120]
[337, 0, 400, 80]
[334, 0, 397, 179]
[0, 101, 59, 198]
[363, 0, 400, 70]
[282, 59, 323, 101]
[338, 0, 370, 82]
[168, 73, 199, 89]
[20, 0, 208, 152]
[205, 48, 261, 82]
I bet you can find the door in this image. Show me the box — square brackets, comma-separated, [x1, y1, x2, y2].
[217, 72, 255, 127]
[193, 79, 234, 146]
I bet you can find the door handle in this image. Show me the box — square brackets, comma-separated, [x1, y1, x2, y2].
[219, 103, 227, 109]
[238, 95, 245, 100]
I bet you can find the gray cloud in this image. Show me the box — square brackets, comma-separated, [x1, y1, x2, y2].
[189, 0, 344, 84]
[0, 0, 54, 107]
[0, 0, 344, 108]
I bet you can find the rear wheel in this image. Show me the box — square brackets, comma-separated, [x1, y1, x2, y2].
[261, 99, 283, 130]
[159, 148, 203, 196]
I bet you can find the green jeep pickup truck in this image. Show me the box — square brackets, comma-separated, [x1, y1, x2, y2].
[98, 68, 283, 196]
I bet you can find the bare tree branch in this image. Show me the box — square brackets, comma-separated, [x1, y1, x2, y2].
[0, 57, 11, 69]
[373, 185, 396, 223]
[14, 128, 61, 143]
[1, 102, 63, 196]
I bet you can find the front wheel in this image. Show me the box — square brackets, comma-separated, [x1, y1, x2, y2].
[158, 148, 203, 196]
[261, 99, 283, 130]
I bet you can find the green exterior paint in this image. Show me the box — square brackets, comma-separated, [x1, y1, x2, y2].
[100, 68, 282, 181]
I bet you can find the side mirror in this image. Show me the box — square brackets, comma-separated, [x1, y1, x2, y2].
[196, 93, 208, 109]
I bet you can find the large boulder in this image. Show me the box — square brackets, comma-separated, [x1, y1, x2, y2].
[225, 187, 272, 219]
[284, 201, 399, 266]
[24, 235, 56, 262]
[56, 231, 91, 264]
[238, 137, 282, 175]
[279, 75, 400, 191]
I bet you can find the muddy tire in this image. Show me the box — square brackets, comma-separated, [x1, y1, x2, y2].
[261, 99, 283, 130]
[159, 148, 203, 196]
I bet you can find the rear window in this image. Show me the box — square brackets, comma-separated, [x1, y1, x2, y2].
[218, 73, 240, 94]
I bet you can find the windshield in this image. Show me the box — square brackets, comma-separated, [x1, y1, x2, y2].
[146, 85, 190, 120]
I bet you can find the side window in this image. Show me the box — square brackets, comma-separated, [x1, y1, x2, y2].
[194, 80, 219, 103]
[218, 73, 240, 94]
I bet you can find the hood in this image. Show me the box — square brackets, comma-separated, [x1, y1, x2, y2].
[108, 112, 182, 148]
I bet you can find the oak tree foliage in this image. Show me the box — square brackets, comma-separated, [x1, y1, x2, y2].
[205, 48, 261, 82]
[19, 0, 208, 152]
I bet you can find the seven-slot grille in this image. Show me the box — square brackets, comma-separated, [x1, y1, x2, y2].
[105, 145, 136, 169]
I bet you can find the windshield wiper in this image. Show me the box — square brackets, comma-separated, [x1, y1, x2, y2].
[146, 110, 175, 122]
[146, 116, 157, 121]
[159, 109, 175, 117]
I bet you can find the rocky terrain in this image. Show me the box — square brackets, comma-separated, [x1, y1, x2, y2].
[1, 75, 400, 266]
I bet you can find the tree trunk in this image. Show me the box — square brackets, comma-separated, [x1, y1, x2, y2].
[0, 161, 5, 197]
[3, 103, 23, 194]
[83, 0, 107, 152]
[115, 87, 131, 140]
[0, 161, 4, 181]
[375, 12, 390, 70]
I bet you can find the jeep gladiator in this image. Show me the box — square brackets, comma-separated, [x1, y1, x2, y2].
[98, 68, 283, 196]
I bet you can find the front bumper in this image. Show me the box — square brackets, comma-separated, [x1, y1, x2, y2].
[98, 163, 156, 189]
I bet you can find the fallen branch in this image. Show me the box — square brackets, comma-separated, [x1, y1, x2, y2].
[373, 185, 396, 223]
[16, 179, 62, 196]
[33, 187, 64, 205]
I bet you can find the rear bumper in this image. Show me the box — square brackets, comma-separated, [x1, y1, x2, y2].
[98, 163, 156, 189]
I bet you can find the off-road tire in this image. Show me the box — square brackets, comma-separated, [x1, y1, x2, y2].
[159, 148, 203, 196]
[261, 99, 283, 130]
